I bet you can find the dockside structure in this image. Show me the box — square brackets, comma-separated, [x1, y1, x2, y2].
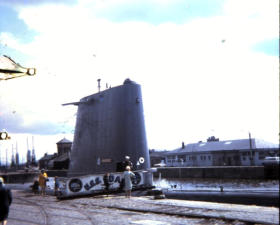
[164, 137, 279, 167]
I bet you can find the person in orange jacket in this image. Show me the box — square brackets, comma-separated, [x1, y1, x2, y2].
[38, 169, 48, 196]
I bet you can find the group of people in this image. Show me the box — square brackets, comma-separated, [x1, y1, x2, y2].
[107, 156, 136, 198]
[32, 170, 60, 196]
[0, 156, 136, 224]
[0, 169, 52, 225]
[35, 156, 135, 198]
[31, 169, 49, 196]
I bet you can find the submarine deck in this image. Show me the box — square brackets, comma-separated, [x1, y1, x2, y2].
[8, 189, 279, 225]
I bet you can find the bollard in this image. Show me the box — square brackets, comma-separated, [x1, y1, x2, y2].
[146, 188, 165, 199]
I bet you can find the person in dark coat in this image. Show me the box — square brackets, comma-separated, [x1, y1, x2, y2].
[0, 177, 12, 225]
[103, 173, 110, 196]
[31, 179, 39, 194]
[54, 176, 60, 196]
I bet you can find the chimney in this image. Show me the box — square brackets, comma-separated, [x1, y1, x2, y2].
[182, 142, 185, 149]
[249, 132, 252, 149]
[97, 79, 101, 92]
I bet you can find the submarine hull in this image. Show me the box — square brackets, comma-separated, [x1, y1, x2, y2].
[68, 80, 150, 177]
[57, 170, 154, 199]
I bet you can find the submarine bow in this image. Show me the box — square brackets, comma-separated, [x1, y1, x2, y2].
[68, 79, 150, 177]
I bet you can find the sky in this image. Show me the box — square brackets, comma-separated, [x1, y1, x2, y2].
[0, 0, 279, 164]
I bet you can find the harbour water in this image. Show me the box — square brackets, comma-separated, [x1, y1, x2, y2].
[154, 178, 279, 192]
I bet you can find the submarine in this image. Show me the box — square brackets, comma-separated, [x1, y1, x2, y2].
[57, 79, 154, 198]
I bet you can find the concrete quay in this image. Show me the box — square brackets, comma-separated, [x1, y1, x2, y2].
[0, 171, 39, 183]
[7, 188, 279, 225]
[154, 166, 279, 179]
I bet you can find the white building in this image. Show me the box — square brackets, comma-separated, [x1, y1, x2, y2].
[165, 138, 279, 167]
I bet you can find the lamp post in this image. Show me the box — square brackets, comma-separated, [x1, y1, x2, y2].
[249, 132, 254, 166]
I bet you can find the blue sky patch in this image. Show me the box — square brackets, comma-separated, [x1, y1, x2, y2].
[95, 0, 224, 24]
[0, 46, 32, 66]
[253, 39, 279, 56]
[0, 4, 38, 43]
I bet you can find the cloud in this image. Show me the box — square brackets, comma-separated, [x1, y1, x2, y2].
[81, 0, 224, 24]
[0, 0, 278, 150]
[0, 0, 76, 7]
[0, 101, 74, 135]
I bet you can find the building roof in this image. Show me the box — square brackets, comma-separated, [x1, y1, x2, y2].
[39, 154, 56, 161]
[165, 138, 279, 155]
[150, 150, 168, 157]
[56, 138, 72, 144]
[53, 153, 69, 162]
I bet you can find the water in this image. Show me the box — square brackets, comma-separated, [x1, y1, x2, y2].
[154, 178, 279, 192]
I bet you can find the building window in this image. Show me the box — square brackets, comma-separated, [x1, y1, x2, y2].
[258, 151, 265, 160]
[208, 156, 211, 160]
[233, 155, 239, 161]
[178, 155, 185, 162]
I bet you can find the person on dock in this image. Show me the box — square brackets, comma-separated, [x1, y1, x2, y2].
[123, 166, 135, 198]
[122, 156, 133, 171]
[38, 169, 48, 196]
[31, 179, 39, 194]
[0, 177, 12, 225]
[54, 176, 60, 196]
[103, 173, 111, 196]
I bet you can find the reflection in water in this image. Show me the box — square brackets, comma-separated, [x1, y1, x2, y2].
[154, 178, 279, 192]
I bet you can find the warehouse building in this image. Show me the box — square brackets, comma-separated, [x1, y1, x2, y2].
[165, 137, 279, 167]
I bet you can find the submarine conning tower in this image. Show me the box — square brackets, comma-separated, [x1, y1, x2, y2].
[68, 79, 150, 177]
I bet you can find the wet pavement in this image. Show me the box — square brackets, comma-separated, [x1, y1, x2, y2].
[7, 189, 279, 225]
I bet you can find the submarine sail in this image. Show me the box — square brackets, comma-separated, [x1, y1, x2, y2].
[68, 79, 150, 177]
